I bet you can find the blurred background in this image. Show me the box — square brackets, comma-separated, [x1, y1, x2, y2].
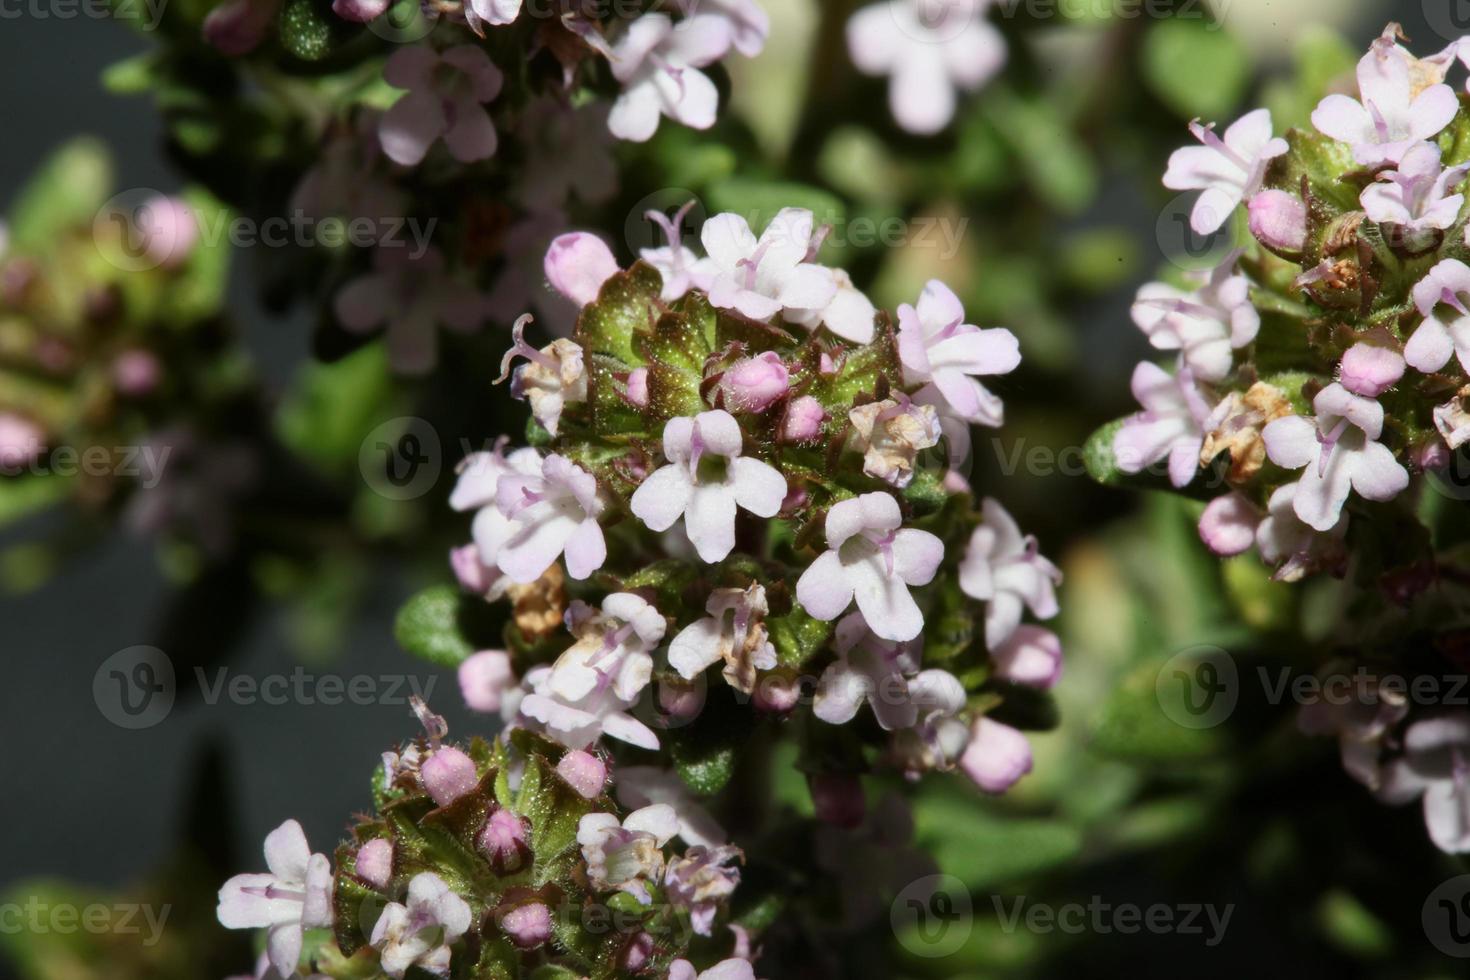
[2, 0, 1463, 977]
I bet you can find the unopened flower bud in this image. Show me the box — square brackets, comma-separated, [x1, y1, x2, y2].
[331, 0, 388, 21]
[450, 544, 495, 596]
[808, 773, 865, 828]
[781, 396, 826, 443]
[0, 414, 45, 472]
[500, 901, 553, 949]
[720, 352, 789, 413]
[1415, 438, 1451, 472]
[421, 746, 479, 806]
[754, 671, 801, 715]
[136, 195, 198, 270]
[625, 367, 650, 408]
[458, 650, 515, 714]
[544, 232, 619, 308]
[658, 678, 704, 723]
[112, 350, 162, 397]
[555, 750, 607, 800]
[479, 808, 531, 871]
[990, 625, 1063, 689]
[1197, 492, 1260, 557]
[1248, 189, 1307, 254]
[356, 838, 393, 890]
[621, 932, 656, 972]
[1338, 341, 1405, 398]
[959, 717, 1032, 794]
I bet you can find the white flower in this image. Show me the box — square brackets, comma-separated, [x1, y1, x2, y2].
[615, 767, 729, 849]
[701, 208, 838, 322]
[493, 453, 606, 583]
[958, 497, 1060, 650]
[1262, 383, 1410, 533]
[668, 583, 777, 693]
[630, 410, 787, 563]
[1361, 140, 1470, 233]
[814, 612, 922, 731]
[1130, 257, 1260, 383]
[608, 14, 730, 142]
[641, 202, 719, 302]
[495, 315, 587, 436]
[1255, 484, 1347, 582]
[578, 804, 679, 900]
[518, 594, 665, 750]
[369, 872, 472, 979]
[1112, 362, 1214, 489]
[786, 267, 878, 345]
[1405, 258, 1470, 375]
[889, 668, 972, 779]
[670, 958, 757, 980]
[795, 492, 944, 643]
[847, 0, 1006, 135]
[672, 0, 768, 57]
[898, 279, 1020, 428]
[1379, 714, 1470, 854]
[1162, 108, 1288, 235]
[216, 820, 333, 979]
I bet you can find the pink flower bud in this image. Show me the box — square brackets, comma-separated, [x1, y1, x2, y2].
[720, 352, 789, 413]
[808, 773, 865, 828]
[1415, 438, 1451, 472]
[0, 414, 45, 472]
[959, 717, 1032, 794]
[356, 838, 393, 890]
[458, 650, 515, 714]
[136, 196, 199, 270]
[1248, 189, 1307, 254]
[781, 395, 826, 443]
[479, 808, 530, 871]
[621, 932, 656, 972]
[421, 746, 479, 806]
[754, 672, 801, 715]
[450, 544, 496, 596]
[1197, 492, 1260, 557]
[625, 367, 650, 408]
[544, 233, 619, 308]
[658, 678, 704, 722]
[1338, 342, 1405, 398]
[942, 470, 972, 494]
[500, 902, 553, 949]
[331, 0, 388, 21]
[990, 625, 1063, 689]
[202, 0, 278, 55]
[112, 350, 163, 397]
[555, 750, 607, 800]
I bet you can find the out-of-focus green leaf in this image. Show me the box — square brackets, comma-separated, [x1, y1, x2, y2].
[394, 584, 476, 668]
[7, 138, 113, 253]
[277, 344, 395, 473]
[984, 91, 1097, 215]
[912, 789, 1083, 890]
[1142, 19, 1250, 120]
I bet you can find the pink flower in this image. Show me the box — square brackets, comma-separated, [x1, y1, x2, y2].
[578, 804, 679, 897]
[664, 845, 743, 936]
[379, 45, 503, 167]
[959, 716, 1032, 794]
[814, 612, 921, 731]
[557, 750, 608, 800]
[331, 0, 387, 22]
[898, 279, 1020, 428]
[216, 820, 333, 978]
[847, 0, 1006, 135]
[1130, 257, 1259, 383]
[990, 625, 1062, 689]
[112, 350, 163, 397]
[640, 203, 718, 302]
[1255, 484, 1347, 582]
[703, 208, 838, 322]
[202, 0, 281, 55]
[668, 583, 777, 690]
[449, 441, 543, 600]
[369, 873, 472, 978]
[670, 959, 757, 980]
[493, 453, 606, 582]
[1248, 189, 1307, 253]
[1338, 341, 1405, 398]
[458, 650, 516, 714]
[719, 352, 790, 413]
[1163, 109, 1287, 235]
[608, 14, 730, 142]
[795, 492, 944, 643]
[958, 497, 1061, 649]
[673, 0, 769, 57]
[1262, 384, 1410, 532]
[786, 267, 878, 345]
[1197, 492, 1260, 558]
[1312, 27, 1458, 167]
[630, 410, 787, 563]
[517, 594, 665, 750]
[1361, 140, 1470, 232]
[1406, 258, 1470, 375]
[464, 0, 521, 33]
[421, 746, 479, 806]
[496, 316, 588, 436]
[478, 808, 530, 871]
[1378, 714, 1470, 854]
[135, 195, 198, 270]
[0, 413, 45, 472]
[1112, 362, 1213, 489]
[544, 233, 620, 308]
[499, 901, 552, 949]
[334, 247, 484, 375]
[615, 766, 729, 848]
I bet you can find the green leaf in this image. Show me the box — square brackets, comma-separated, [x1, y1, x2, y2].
[1142, 18, 1250, 120]
[7, 138, 113, 253]
[101, 53, 159, 94]
[278, 0, 336, 61]
[575, 263, 664, 366]
[0, 475, 70, 529]
[984, 90, 1098, 215]
[1091, 658, 1227, 763]
[636, 305, 714, 425]
[912, 789, 1083, 890]
[804, 315, 904, 414]
[277, 345, 396, 473]
[769, 605, 831, 669]
[394, 585, 476, 668]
